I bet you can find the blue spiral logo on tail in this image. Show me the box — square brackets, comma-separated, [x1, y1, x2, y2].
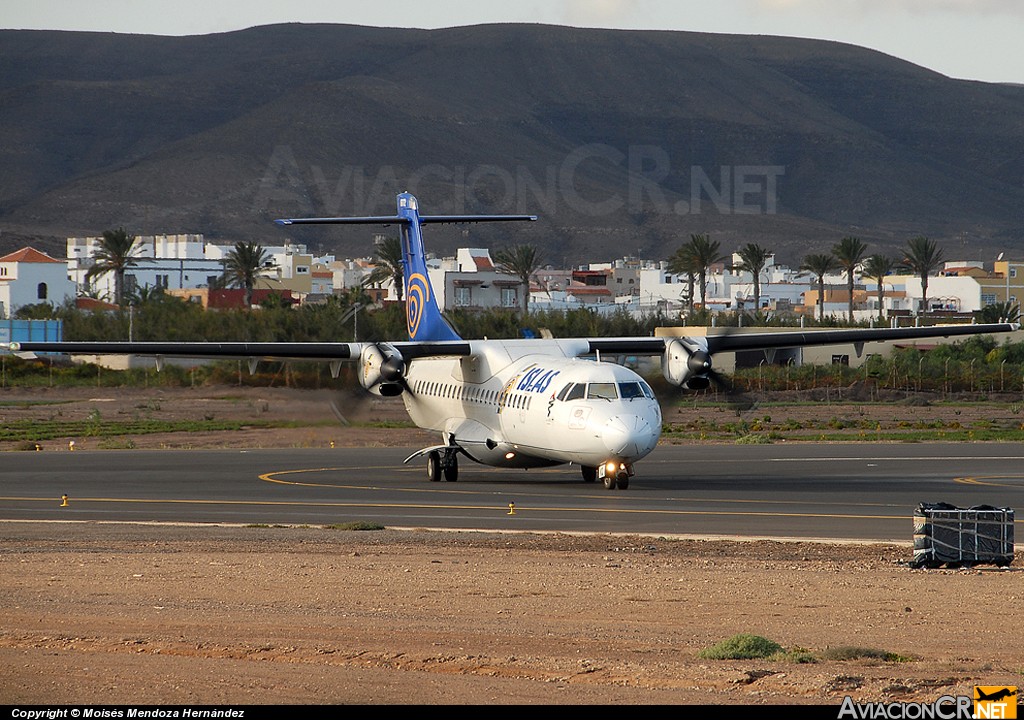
[406, 272, 430, 339]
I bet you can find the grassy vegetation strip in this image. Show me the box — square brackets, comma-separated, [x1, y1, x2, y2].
[662, 407, 1024, 442]
[0, 418, 334, 442]
[697, 634, 911, 664]
[663, 428, 1024, 443]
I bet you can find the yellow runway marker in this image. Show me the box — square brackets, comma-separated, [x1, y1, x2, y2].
[258, 466, 922, 510]
[954, 475, 1024, 488]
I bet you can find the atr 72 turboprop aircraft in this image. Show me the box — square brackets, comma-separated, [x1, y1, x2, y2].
[9, 192, 1019, 489]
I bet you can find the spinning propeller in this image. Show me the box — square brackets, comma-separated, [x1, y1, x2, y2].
[330, 342, 412, 426]
[662, 334, 755, 411]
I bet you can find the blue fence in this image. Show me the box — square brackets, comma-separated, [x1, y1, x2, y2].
[0, 319, 63, 349]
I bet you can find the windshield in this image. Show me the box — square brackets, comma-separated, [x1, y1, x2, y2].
[618, 382, 645, 399]
[586, 383, 617, 400]
[565, 383, 585, 401]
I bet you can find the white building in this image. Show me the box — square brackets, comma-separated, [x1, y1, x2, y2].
[68, 234, 327, 303]
[637, 261, 817, 316]
[0, 247, 77, 318]
[68, 234, 224, 300]
[205, 240, 314, 297]
[427, 248, 523, 311]
[310, 264, 334, 296]
[329, 258, 375, 293]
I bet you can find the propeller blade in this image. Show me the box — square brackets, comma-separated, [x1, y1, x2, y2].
[708, 368, 756, 412]
[328, 386, 387, 426]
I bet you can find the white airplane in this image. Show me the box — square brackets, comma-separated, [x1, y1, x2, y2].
[9, 192, 1018, 489]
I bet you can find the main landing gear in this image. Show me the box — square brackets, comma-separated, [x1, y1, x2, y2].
[427, 448, 459, 482]
[584, 461, 632, 490]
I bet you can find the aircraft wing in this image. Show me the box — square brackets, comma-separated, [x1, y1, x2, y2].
[702, 322, 1020, 354]
[585, 322, 1019, 357]
[10, 323, 1016, 362]
[6, 340, 473, 362]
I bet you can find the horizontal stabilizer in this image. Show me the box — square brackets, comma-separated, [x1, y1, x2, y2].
[420, 215, 537, 224]
[275, 214, 536, 226]
[275, 216, 406, 226]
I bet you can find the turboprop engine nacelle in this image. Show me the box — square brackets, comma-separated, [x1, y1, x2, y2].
[661, 338, 713, 390]
[359, 344, 406, 396]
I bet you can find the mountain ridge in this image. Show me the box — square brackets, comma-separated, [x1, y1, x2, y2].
[1, 23, 1021, 266]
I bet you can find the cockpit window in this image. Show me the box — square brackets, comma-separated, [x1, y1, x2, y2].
[556, 383, 572, 401]
[587, 383, 617, 400]
[639, 381, 655, 399]
[564, 383, 585, 401]
[618, 382, 644, 399]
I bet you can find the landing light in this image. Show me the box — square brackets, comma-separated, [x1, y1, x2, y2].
[505, 452, 516, 460]
[606, 461, 618, 473]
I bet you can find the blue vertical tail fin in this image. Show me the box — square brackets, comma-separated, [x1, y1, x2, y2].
[276, 192, 536, 341]
[394, 193, 460, 341]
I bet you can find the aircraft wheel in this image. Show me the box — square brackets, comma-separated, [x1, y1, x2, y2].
[616, 474, 629, 490]
[427, 451, 442, 482]
[581, 465, 597, 483]
[602, 474, 616, 490]
[444, 454, 459, 482]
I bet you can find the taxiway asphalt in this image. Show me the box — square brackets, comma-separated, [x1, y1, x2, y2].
[3, 443, 1023, 541]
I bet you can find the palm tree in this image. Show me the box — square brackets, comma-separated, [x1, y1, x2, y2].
[361, 236, 405, 302]
[684, 233, 728, 309]
[493, 244, 542, 315]
[861, 254, 896, 325]
[733, 243, 773, 313]
[666, 244, 698, 312]
[800, 252, 839, 321]
[832, 236, 868, 323]
[221, 241, 273, 308]
[977, 300, 1021, 324]
[902, 236, 944, 316]
[85, 227, 144, 307]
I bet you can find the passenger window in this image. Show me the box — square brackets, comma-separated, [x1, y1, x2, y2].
[587, 383, 617, 400]
[565, 384, 585, 401]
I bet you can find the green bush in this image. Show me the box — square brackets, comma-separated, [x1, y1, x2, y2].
[698, 634, 783, 660]
[820, 646, 914, 663]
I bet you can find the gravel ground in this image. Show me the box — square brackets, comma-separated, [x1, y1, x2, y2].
[1, 523, 1021, 706]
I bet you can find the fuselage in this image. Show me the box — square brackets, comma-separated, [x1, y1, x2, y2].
[402, 339, 662, 470]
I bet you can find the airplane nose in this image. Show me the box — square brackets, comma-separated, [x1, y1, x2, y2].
[602, 414, 658, 458]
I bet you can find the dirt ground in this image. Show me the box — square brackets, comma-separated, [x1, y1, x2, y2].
[2, 385, 1023, 706]
[1, 382, 1022, 451]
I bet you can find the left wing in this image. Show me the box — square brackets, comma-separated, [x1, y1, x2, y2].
[586, 321, 1018, 389]
[583, 322, 1019, 357]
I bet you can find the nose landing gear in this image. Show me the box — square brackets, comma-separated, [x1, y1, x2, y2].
[599, 460, 632, 490]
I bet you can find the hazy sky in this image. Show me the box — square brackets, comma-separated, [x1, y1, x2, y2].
[4, 0, 1023, 84]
